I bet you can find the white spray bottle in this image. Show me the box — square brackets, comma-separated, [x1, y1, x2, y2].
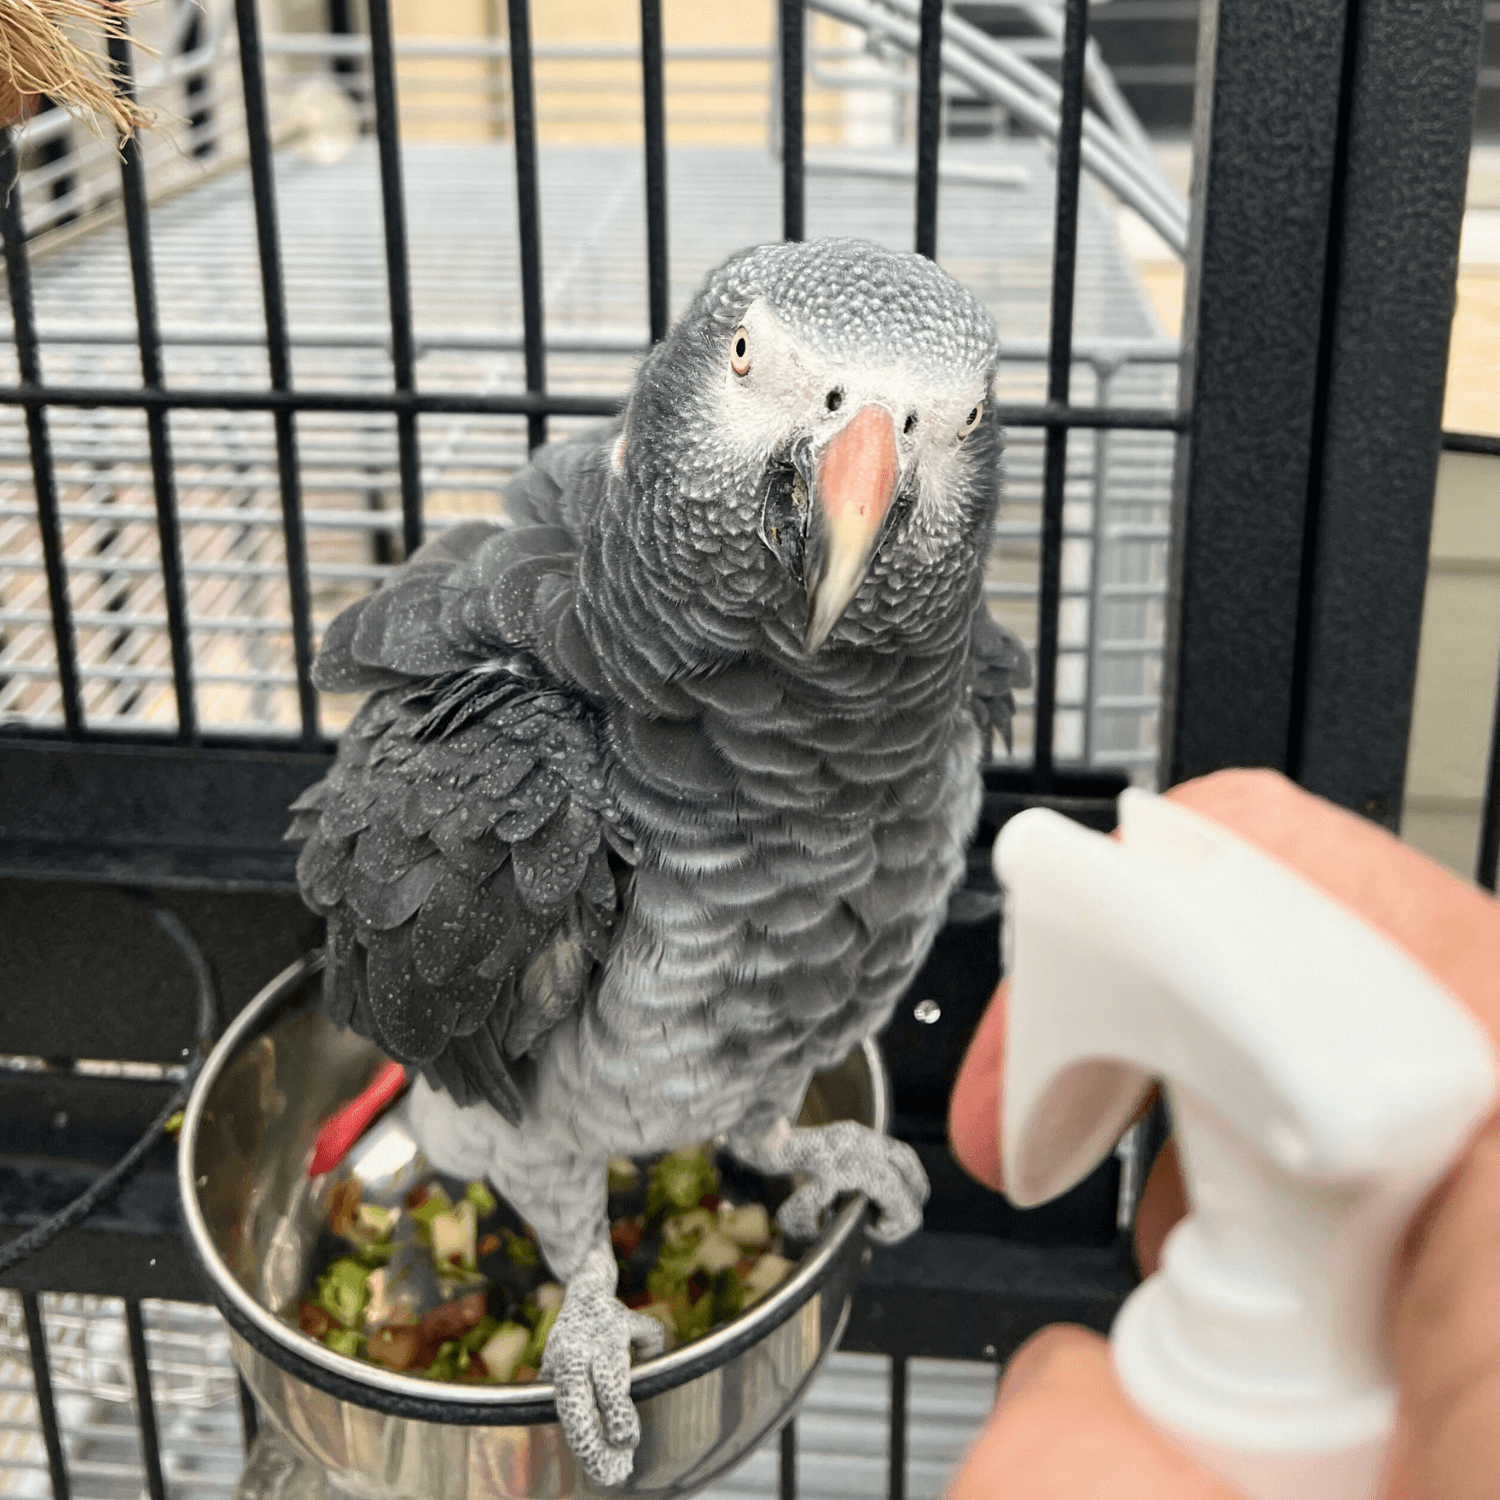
[993, 789, 1498, 1500]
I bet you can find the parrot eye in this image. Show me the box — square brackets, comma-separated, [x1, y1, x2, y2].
[825, 388, 843, 412]
[904, 411, 918, 435]
[730, 326, 751, 376]
[957, 401, 984, 439]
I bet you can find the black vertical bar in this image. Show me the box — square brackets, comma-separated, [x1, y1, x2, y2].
[640, 0, 670, 344]
[237, 1376, 260, 1451]
[0, 135, 81, 735]
[779, 0, 805, 241]
[914, 0, 943, 259]
[365, 0, 424, 555]
[1161, 1, 1353, 787]
[1030, 0, 1088, 789]
[779, 1418, 797, 1500]
[1288, 0, 1483, 828]
[21, 1294, 70, 1500]
[887, 1356, 908, 1500]
[108, 31, 196, 742]
[124, 1301, 167, 1500]
[234, 0, 318, 742]
[507, 0, 548, 452]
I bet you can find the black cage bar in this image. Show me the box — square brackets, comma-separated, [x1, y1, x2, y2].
[0, 2, 1491, 1499]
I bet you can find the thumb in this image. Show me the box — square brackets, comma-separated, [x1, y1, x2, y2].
[948, 1325, 1237, 1500]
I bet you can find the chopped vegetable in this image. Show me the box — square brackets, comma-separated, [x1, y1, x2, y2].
[465, 1180, 497, 1216]
[367, 1323, 423, 1371]
[502, 1228, 540, 1267]
[356, 1203, 395, 1240]
[163, 1110, 185, 1139]
[298, 1301, 334, 1338]
[607, 1155, 640, 1191]
[294, 1137, 801, 1384]
[694, 1231, 740, 1275]
[743, 1252, 793, 1305]
[646, 1148, 717, 1218]
[315, 1258, 369, 1328]
[327, 1178, 362, 1237]
[409, 1184, 453, 1227]
[479, 1323, 530, 1382]
[430, 1199, 478, 1270]
[719, 1203, 771, 1249]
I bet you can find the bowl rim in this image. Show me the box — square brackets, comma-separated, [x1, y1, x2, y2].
[178, 951, 884, 1425]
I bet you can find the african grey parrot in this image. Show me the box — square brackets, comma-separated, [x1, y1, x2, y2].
[288, 237, 1028, 1485]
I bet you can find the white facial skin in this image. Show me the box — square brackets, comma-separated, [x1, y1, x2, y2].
[713, 298, 991, 551]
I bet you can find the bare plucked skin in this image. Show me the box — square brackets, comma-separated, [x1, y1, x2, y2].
[290, 238, 1028, 1485]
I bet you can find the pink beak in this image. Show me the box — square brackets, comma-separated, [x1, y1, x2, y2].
[804, 405, 901, 652]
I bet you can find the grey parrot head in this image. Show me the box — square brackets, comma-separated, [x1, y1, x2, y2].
[616, 238, 1001, 658]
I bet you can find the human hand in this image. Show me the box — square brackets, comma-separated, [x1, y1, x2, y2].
[946, 769, 1500, 1500]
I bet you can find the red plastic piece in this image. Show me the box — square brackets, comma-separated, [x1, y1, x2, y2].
[309, 1060, 408, 1178]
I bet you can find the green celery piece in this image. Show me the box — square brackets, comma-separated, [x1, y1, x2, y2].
[409, 1186, 453, 1227]
[324, 1328, 362, 1357]
[465, 1181, 498, 1216]
[353, 1241, 396, 1268]
[503, 1229, 540, 1267]
[425, 1340, 462, 1381]
[461, 1315, 501, 1354]
[316, 1258, 369, 1328]
[670, 1286, 716, 1342]
[713, 1267, 745, 1322]
[522, 1304, 559, 1369]
[646, 1149, 718, 1219]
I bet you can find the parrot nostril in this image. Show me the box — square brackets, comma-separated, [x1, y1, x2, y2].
[826, 389, 843, 412]
[904, 411, 918, 434]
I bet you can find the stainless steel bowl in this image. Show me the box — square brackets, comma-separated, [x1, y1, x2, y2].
[179, 954, 886, 1500]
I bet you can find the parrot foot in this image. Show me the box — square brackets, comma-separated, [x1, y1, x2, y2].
[729, 1119, 930, 1245]
[542, 1244, 665, 1489]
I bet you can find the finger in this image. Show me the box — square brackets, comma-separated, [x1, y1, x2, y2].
[948, 979, 1009, 1192]
[948, 1326, 1237, 1500]
[591, 1344, 639, 1452]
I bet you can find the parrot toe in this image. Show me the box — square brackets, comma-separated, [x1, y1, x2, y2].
[542, 1245, 663, 1488]
[732, 1119, 931, 1246]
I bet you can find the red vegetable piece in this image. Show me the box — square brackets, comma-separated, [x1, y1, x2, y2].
[735, 1257, 756, 1278]
[611, 1217, 644, 1258]
[459, 1354, 490, 1382]
[698, 1194, 719, 1212]
[513, 1365, 538, 1384]
[622, 1291, 652, 1309]
[298, 1302, 333, 1338]
[405, 1184, 429, 1210]
[421, 1291, 488, 1343]
[477, 1234, 501, 1258]
[367, 1323, 423, 1371]
[327, 1178, 361, 1237]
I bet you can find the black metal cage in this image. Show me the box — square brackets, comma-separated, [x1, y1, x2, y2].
[0, 0, 1494, 1497]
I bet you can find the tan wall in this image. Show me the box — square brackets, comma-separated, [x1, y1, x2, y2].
[1402, 450, 1500, 878]
[386, 0, 854, 146]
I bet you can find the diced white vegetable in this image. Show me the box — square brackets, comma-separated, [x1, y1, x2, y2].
[694, 1231, 741, 1274]
[430, 1198, 478, 1269]
[479, 1325, 530, 1383]
[743, 1252, 793, 1305]
[356, 1202, 395, 1238]
[534, 1281, 566, 1314]
[662, 1208, 714, 1246]
[636, 1301, 678, 1351]
[719, 1203, 770, 1249]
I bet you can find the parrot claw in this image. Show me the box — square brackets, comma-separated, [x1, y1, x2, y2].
[543, 1244, 664, 1489]
[731, 1119, 930, 1246]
